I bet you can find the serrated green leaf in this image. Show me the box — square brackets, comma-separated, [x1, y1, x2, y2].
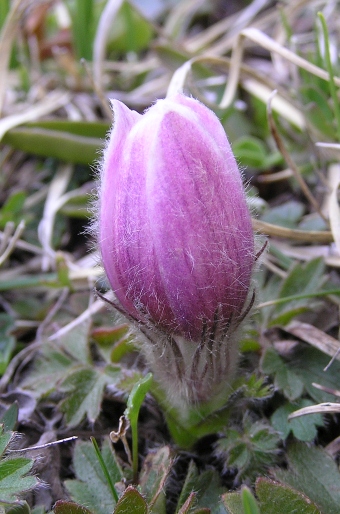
[290, 346, 340, 403]
[59, 321, 91, 365]
[114, 486, 148, 514]
[273, 442, 340, 514]
[0, 403, 18, 432]
[59, 365, 121, 426]
[217, 419, 280, 482]
[0, 425, 12, 458]
[139, 446, 172, 511]
[256, 478, 321, 514]
[21, 347, 74, 397]
[65, 439, 123, 514]
[275, 367, 304, 401]
[0, 458, 37, 502]
[54, 500, 94, 514]
[176, 460, 198, 512]
[221, 492, 243, 514]
[177, 461, 227, 514]
[228, 443, 250, 469]
[271, 399, 323, 441]
[261, 348, 304, 400]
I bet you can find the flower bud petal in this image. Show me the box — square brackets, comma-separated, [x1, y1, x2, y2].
[100, 94, 255, 343]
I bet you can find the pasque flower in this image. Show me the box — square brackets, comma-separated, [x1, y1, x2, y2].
[99, 93, 255, 408]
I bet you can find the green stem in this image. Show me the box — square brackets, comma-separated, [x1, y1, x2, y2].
[258, 288, 340, 309]
[90, 437, 119, 503]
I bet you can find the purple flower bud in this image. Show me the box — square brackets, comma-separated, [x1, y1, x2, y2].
[99, 93, 255, 406]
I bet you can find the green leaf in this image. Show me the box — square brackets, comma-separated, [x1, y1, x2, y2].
[0, 424, 12, 458]
[300, 85, 335, 138]
[0, 192, 26, 229]
[290, 346, 340, 403]
[274, 258, 325, 315]
[241, 487, 260, 514]
[177, 461, 227, 514]
[261, 200, 305, 228]
[139, 446, 172, 511]
[91, 325, 134, 363]
[0, 313, 16, 375]
[59, 321, 91, 365]
[261, 347, 304, 401]
[114, 486, 148, 514]
[65, 439, 123, 514]
[21, 347, 74, 397]
[271, 399, 323, 441]
[256, 478, 321, 514]
[107, 2, 154, 54]
[2, 127, 104, 165]
[59, 365, 121, 427]
[0, 403, 18, 432]
[273, 442, 340, 514]
[0, 457, 37, 503]
[54, 500, 94, 514]
[221, 492, 243, 514]
[216, 418, 280, 482]
[125, 373, 153, 482]
[69, 0, 94, 60]
[262, 257, 328, 327]
[176, 460, 198, 512]
[233, 136, 282, 169]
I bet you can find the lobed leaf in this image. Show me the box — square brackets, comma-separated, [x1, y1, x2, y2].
[272, 442, 340, 514]
[256, 478, 321, 514]
[65, 439, 123, 514]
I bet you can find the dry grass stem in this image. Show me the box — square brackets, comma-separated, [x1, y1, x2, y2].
[252, 219, 333, 243]
[38, 164, 73, 271]
[48, 290, 114, 342]
[220, 27, 340, 110]
[0, 91, 70, 142]
[288, 403, 340, 419]
[273, 241, 340, 268]
[267, 91, 328, 223]
[93, 0, 124, 97]
[286, 320, 340, 360]
[327, 164, 340, 255]
[0, 220, 25, 266]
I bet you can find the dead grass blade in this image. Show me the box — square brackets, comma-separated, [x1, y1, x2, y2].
[0, 90, 70, 142]
[252, 219, 333, 243]
[285, 320, 340, 361]
[0, 0, 26, 116]
[288, 402, 340, 419]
